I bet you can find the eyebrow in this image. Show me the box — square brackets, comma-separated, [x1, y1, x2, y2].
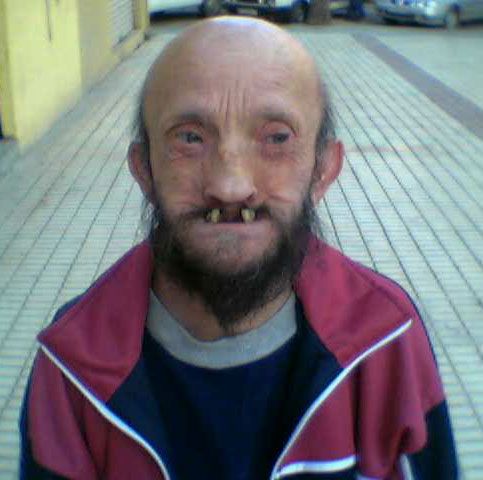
[163, 106, 300, 131]
[164, 110, 214, 129]
[255, 108, 300, 130]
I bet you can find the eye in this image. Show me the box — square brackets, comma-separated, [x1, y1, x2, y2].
[267, 132, 290, 144]
[176, 131, 203, 144]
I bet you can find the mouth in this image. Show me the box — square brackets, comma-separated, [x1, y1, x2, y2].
[205, 207, 258, 224]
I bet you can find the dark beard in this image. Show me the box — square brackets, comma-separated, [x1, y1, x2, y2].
[147, 196, 323, 333]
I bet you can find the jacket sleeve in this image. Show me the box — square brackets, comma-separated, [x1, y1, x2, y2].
[403, 400, 459, 479]
[19, 378, 69, 480]
[355, 311, 459, 480]
[19, 298, 89, 479]
[18, 348, 101, 480]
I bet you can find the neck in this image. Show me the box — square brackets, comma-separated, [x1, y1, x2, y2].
[151, 269, 293, 341]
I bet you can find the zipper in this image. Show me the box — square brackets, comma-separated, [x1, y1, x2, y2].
[270, 319, 413, 480]
[274, 455, 357, 477]
[400, 455, 415, 480]
[40, 345, 172, 480]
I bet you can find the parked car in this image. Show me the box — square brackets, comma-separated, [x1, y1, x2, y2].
[223, 0, 354, 22]
[148, 0, 223, 17]
[330, 0, 352, 16]
[223, 0, 314, 22]
[374, 0, 483, 27]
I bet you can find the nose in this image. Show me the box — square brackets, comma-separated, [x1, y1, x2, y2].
[203, 144, 257, 205]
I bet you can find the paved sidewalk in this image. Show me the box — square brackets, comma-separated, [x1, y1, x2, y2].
[1, 20, 482, 479]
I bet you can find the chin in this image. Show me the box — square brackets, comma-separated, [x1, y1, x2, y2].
[190, 241, 276, 274]
[209, 256, 262, 275]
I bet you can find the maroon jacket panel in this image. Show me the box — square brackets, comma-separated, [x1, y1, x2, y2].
[28, 351, 164, 479]
[37, 243, 153, 402]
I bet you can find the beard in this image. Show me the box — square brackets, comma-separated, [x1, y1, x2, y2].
[146, 192, 323, 333]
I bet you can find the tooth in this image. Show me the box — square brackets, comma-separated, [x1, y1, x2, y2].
[241, 208, 255, 223]
[206, 208, 221, 223]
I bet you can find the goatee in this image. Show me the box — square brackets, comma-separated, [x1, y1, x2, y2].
[146, 196, 323, 333]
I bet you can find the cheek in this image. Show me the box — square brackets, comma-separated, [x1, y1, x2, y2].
[150, 149, 204, 206]
[261, 155, 315, 204]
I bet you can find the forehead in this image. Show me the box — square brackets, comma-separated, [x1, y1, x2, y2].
[144, 27, 321, 129]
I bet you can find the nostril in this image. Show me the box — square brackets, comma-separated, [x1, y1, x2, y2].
[203, 166, 257, 206]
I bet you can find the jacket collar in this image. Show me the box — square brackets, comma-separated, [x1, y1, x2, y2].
[294, 236, 413, 366]
[38, 242, 153, 401]
[39, 236, 413, 402]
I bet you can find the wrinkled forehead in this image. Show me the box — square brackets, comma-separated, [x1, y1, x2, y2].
[143, 19, 322, 130]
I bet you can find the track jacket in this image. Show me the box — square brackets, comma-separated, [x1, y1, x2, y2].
[20, 237, 458, 479]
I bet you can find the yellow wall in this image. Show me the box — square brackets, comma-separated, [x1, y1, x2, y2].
[0, 0, 148, 145]
[0, 0, 15, 137]
[1, 0, 82, 144]
[77, 0, 114, 89]
[77, 0, 148, 90]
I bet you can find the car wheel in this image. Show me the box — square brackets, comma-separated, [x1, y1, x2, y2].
[289, 1, 307, 22]
[201, 0, 223, 17]
[444, 7, 459, 29]
[382, 17, 398, 24]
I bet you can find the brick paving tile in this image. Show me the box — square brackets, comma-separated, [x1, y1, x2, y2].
[0, 25, 482, 479]
[300, 32, 483, 478]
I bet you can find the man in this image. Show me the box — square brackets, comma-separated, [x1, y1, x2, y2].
[20, 16, 458, 480]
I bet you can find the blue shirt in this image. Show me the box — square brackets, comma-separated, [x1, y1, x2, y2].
[143, 330, 299, 480]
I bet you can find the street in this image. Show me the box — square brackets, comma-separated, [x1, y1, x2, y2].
[0, 11, 483, 479]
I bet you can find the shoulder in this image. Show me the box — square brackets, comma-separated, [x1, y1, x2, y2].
[296, 238, 425, 366]
[51, 294, 84, 324]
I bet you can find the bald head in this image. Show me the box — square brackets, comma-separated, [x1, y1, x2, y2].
[145, 17, 320, 99]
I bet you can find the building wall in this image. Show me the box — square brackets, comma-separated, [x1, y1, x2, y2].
[0, 0, 82, 143]
[0, 0, 148, 145]
[77, 0, 114, 90]
[77, 0, 148, 90]
[0, 0, 15, 137]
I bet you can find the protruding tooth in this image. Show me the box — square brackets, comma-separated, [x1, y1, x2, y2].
[241, 208, 255, 223]
[206, 208, 221, 224]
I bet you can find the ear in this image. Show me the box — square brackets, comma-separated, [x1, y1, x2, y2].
[311, 140, 344, 204]
[128, 142, 154, 201]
